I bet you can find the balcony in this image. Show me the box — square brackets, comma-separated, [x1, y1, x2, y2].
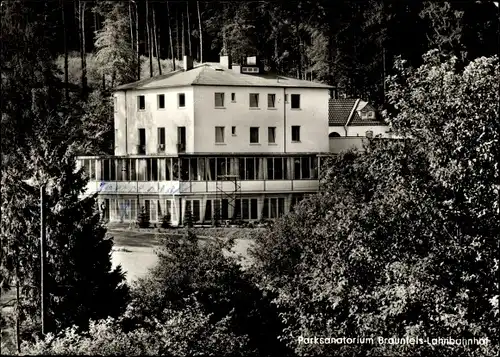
[82, 179, 319, 196]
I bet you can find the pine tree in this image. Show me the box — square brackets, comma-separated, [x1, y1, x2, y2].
[1, 2, 129, 343]
[94, 2, 137, 87]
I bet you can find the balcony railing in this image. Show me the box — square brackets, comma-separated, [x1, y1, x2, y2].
[83, 179, 319, 196]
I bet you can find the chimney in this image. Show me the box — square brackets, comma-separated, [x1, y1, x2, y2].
[220, 55, 232, 69]
[183, 55, 193, 71]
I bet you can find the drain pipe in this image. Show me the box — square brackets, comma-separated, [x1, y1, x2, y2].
[283, 87, 287, 153]
[124, 90, 128, 154]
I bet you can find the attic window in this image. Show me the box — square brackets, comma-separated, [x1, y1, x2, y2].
[367, 111, 374, 118]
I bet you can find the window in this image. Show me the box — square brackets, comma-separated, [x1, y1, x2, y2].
[291, 94, 300, 109]
[138, 128, 146, 154]
[157, 94, 165, 109]
[137, 95, 145, 110]
[215, 92, 225, 107]
[292, 126, 301, 142]
[232, 126, 236, 135]
[268, 127, 276, 143]
[249, 93, 259, 108]
[178, 93, 186, 107]
[250, 199, 258, 219]
[267, 158, 286, 179]
[267, 94, 276, 108]
[114, 97, 118, 112]
[250, 127, 259, 143]
[215, 126, 225, 143]
[158, 127, 165, 152]
[231, 93, 236, 102]
[368, 111, 374, 118]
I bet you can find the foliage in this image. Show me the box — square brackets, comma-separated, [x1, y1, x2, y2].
[183, 209, 194, 228]
[136, 207, 150, 229]
[128, 230, 289, 356]
[161, 214, 172, 229]
[21, 301, 247, 356]
[1, 1, 129, 344]
[250, 52, 499, 356]
[1, 114, 130, 339]
[94, 2, 137, 87]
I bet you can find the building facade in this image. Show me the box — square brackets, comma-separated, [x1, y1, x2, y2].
[76, 56, 332, 226]
[328, 98, 393, 153]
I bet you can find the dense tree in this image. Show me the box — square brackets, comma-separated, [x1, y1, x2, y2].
[94, 2, 137, 87]
[250, 52, 499, 356]
[127, 230, 289, 356]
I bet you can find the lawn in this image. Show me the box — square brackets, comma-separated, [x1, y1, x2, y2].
[110, 227, 260, 283]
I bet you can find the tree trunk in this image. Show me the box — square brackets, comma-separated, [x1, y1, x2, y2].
[153, 5, 162, 75]
[186, 1, 192, 57]
[167, 2, 175, 70]
[197, 1, 203, 63]
[175, 9, 180, 60]
[15, 259, 20, 353]
[79, 1, 87, 97]
[182, 12, 185, 57]
[134, 1, 140, 80]
[62, 0, 69, 101]
[129, 1, 134, 53]
[146, 0, 153, 77]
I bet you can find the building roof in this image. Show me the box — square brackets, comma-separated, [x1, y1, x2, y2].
[115, 64, 332, 91]
[328, 99, 358, 125]
[329, 98, 387, 127]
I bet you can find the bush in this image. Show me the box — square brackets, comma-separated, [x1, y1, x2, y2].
[137, 207, 150, 228]
[184, 209, 194, 228]
[22, 304, 248, 356]
[128, 230, 289, 357]
[160, 214, 171, 229]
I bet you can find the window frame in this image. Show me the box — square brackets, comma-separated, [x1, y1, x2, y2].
[157, 127, 166, 152]
[291, 94, 301, 109]
[215, 126, 225, 143]
[267, 93, 276, 108]
[157, 94, 165, 109]
[249, 127, 259, 144]
[268, 127, 276, 144]
[178, 93, 186, 108]
[214, 92, 225, 108]
[137, 95, 146, 111]
[249, 93, 259, 108]
[291, 125, 301, 142]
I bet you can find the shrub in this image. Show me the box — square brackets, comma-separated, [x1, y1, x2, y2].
[137, 207, 150, 228]
[160, 214, 171, 229]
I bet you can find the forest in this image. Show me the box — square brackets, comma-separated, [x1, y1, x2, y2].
[2, 0, 498, 104]
[1, 1, 499, 356]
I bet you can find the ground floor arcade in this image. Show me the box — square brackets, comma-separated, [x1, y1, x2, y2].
[99, 193, 310, 227]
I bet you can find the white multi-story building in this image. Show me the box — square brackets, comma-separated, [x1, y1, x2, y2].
[76, 56, 333, 226]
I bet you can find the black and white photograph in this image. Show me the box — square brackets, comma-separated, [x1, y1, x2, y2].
[1, 0, 499, 355]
